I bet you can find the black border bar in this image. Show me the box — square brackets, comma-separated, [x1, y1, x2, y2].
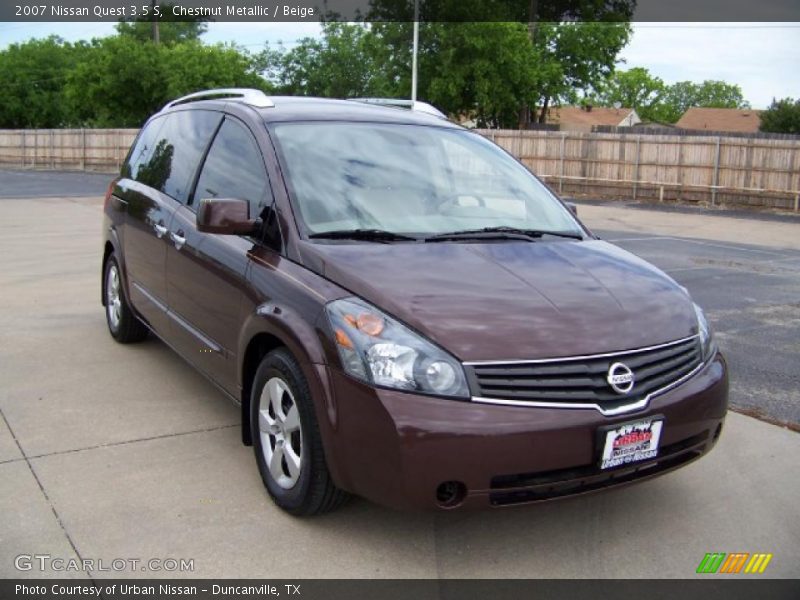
[2, 579, 799, 600]
[3, 1, 800, 23]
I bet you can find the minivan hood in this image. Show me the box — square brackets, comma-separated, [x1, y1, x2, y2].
[299, 240, 698, 362]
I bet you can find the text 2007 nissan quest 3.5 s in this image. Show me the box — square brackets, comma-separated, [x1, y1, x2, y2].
[102, 89, 728, 515]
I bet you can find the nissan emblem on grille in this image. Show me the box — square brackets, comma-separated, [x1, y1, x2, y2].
[607, 362, 635, 394]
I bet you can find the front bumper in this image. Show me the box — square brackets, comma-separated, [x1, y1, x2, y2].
[316, 353, 728, 510]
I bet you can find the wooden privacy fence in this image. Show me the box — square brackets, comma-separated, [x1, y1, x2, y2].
[0, 129, 138, 172]
[478, 129, 800, 211]
[1, 127, 799, 211]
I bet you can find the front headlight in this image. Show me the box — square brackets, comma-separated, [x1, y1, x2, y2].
[693, 303, 716, 361]
[326, 297, 469, 398]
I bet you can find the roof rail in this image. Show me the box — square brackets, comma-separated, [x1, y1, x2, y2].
[163, 88, 275, 111]
[348, 98, 447, 119]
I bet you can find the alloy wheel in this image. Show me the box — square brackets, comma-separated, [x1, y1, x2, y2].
[106, 263, 122, 330]
[258, 377, 303, 489]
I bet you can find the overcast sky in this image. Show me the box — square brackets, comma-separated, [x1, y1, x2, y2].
[0, 21, 797, 109]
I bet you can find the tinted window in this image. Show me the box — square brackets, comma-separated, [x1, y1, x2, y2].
[194, 118, 270, 219]
[136, 110, 221, 203]
[122, 116, 165, 182]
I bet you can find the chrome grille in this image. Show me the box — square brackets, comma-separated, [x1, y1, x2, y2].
[466, 336, 703, 414]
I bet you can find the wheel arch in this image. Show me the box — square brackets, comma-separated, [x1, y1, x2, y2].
[101, 228, 126, 306]
[240, 331, 287, 446]
[238, 304, 334, 449]
[101, 241, 114, 306]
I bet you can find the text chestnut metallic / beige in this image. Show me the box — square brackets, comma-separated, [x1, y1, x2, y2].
[101, 89, 728, 515]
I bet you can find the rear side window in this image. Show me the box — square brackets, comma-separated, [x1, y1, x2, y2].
[135, 110, 221, 203]
[122, 116, 165, 182]
[193, 118, 271, 219]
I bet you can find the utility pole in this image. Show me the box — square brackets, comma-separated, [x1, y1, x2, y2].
[521, 0, 539, 127]
[411, 0, 419, 103]
[151, 0, 159, 44]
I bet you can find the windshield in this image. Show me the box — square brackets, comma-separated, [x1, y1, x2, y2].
[271, 122, 582, 238]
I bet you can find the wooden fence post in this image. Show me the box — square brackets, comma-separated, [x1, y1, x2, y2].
[711, 136, 722, 206]
[795, 149, 800, 211]
[633, 135, 641, 201]
[559, 133, 566, 193]
[32, 129, 37, 168]
[20, 130, 25, 168]
[81, 128, 86, 171]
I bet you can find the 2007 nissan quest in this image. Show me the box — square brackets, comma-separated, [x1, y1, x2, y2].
[102, 89, 728, 515]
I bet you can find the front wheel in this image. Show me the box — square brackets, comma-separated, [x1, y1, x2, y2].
[251, 349, 348, 516]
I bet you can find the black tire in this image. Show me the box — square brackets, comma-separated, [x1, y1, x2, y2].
[251, 348, 349, 516]
[103, 254, 148, 343]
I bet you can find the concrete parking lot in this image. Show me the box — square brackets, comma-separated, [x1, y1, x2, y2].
[0, 170, 798, 579]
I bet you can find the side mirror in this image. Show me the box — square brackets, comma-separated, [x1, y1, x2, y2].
[565, 201, 578, 216]
[196, 198, 256, 235]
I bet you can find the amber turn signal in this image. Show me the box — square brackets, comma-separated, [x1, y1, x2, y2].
[335, 328, 355, 349]
[342, 312, 385, 337]
[356, 312, 385, 336]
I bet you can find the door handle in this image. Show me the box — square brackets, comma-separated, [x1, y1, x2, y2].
[170, 230, 186, 250]
[153, 223, 168, 238]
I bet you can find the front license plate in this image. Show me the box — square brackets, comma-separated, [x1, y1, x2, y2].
[599, 418, 664, 470]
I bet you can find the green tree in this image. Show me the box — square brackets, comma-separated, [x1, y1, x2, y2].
[656, 80, 750, 123]
[64, 36, 169, 127]
[759, 98, 800, 134]
[0, 36, 85, 127]
[532, 22, 633, 123]
[65, 37, 269, 127]
[419, 22, 541, 127]
[116, 2, 208, 45]
[161, 42, 271, 98]
[595, 69, 750, 124]
[272, 18, 631, 129]
[593, 67, 665, 121]
[275, 22, 393, 98]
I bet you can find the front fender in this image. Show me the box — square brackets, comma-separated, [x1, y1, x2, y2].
[238, 302, 352, 490]
[238, 301, 328, 385]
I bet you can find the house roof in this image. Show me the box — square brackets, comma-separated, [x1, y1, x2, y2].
[546, 106, 635, 127]
[675, 108, 762, 133]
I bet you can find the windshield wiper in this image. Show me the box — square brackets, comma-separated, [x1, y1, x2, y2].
[425, 226, 583, 242]
[308, 229, 419, 242]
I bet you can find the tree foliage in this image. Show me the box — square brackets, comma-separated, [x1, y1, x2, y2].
[759, 98, 800, 134]
[655, 80, 750, 123]
[0, 12, 762, 131]
[528, 21, 631, 123]
[0, 37, 84, 128]
[0, 34, 269, 128]
[115, 2, 208, 45]
[271, 20, 630, 128]
[593, 68, 750, 123]
[592, 67, 665, 119]
[274, 23, 394, 98]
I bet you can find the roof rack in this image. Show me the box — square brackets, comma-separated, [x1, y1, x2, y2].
[163, 88, 275, 110]
[348, 98, 447, 119]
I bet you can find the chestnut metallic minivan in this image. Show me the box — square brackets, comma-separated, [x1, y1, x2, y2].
[102, 89, 728, 515]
